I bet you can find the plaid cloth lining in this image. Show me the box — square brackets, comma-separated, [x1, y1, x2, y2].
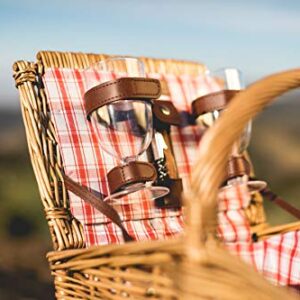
[81, 183, 251, 245]
[43, 67, 299, 286]
[227, 230, 300, 286]
[42, 68, 219, 227]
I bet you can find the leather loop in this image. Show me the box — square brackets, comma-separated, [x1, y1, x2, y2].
[226, 155, 251, 181]
[84, 77, 161, 118]
[107, 161, 157, 194]
[192, 90, 240, 118]
[153, 100, 181, 127]
[155, 178, 183, 208]
[63, 174, 134, 242]
[261, 188, 300, 220]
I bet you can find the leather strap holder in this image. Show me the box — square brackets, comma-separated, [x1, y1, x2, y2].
[260, 187, 300, 220]
[155, 178, 183, 208]
[192, 90, 240, 118]
[62, 174, 134, 242]
[225, 158, 300, 220]
[84, 77, 161, 118]
[107, 161, 157, 194]
[226, 155, 251, 181]
[153, 100, 181, 131]
[151, 101, 183, 208]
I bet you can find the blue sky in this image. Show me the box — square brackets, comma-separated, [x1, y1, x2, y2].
[1, 0, 300, 109]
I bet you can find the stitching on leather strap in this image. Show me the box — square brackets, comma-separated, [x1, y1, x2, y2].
[192, 90, 240, 117]
[107, 162, 157, 194]
[84, 77, 161, 118]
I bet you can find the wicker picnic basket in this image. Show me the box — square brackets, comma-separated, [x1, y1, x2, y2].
[13, 51, 300, 299]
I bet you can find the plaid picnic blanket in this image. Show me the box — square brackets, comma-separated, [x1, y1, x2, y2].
[43, 67, 299, 286]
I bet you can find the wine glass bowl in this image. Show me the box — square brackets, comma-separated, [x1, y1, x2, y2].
[90, 100, 153, 164]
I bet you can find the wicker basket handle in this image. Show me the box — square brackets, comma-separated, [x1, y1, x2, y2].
[185, 69, 300, 259]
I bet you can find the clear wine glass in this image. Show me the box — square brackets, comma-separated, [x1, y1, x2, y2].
[84, 57, 169, 205]
[199, 68, 266, 193]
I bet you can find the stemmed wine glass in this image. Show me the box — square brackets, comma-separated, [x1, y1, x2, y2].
[84, 57, 169, 205]
[197, 68, 266, 193]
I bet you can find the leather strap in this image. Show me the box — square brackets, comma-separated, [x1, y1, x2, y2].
[155, 178, 183, 208]
[260, 187, 300, 220]
[63, 174, 134, 242]
[192, 90, 240, 118]
[107, 161, 157, 194]
[84, 77, 161, 118]
[153, 100, 181, 128]
[151, 108, 183, 208]
[226, 155, 251, 180]
[160, 79, 171, 98]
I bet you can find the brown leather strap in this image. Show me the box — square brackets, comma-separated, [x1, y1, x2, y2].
[84, 77, 161, 118]
[260, 187, 300, 220]
[155, 178, 183, 208]
[160, 79, 171, 98]
[226, 156, 251, 181]
[192, 90, 240, 118]
[153, 100, 181, 127]
[152, 100, 181, 203]
[107, 161, 157, 194]
[63, 174, 134, 242]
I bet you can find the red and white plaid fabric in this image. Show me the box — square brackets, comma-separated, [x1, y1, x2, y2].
[226, 230, 300, 286]
[42, 67, 299, 287]
[218, 185, 252, 243]
[43, 68, 221, 245]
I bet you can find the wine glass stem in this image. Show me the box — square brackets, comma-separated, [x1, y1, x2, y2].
[212, 110, 220, 121]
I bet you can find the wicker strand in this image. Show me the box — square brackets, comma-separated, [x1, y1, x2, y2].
[36, 50, 206, 76]
[13, 61, 85, 251]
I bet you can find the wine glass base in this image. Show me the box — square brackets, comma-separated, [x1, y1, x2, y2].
[221, 177, 267, 194]
[104, 183, 170, 205]
[247, 180, 267, 194]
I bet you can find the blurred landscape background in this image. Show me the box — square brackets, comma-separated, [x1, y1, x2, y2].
[1, 0, 299, 299]
[0, 109, 54, 299]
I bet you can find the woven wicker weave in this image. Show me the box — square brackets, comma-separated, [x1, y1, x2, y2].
[13, 51, 299, 299]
